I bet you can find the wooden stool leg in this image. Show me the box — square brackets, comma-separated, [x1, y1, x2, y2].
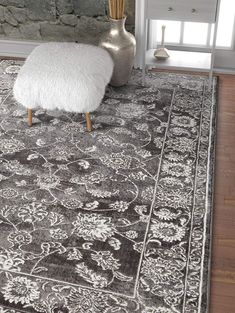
[85, 112, 92, 132]
[28, 108, 32, 127]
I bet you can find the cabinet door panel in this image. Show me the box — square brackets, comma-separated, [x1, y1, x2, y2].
[146, 0, 218, 22]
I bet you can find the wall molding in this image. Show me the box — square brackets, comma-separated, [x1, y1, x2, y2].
[0, 39, 41, 58]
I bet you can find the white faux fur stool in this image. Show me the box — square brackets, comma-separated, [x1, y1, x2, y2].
[13, 42, 114, 131]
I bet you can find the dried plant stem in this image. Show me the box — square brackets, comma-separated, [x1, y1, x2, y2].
[121, 0, 125, 18]
[116, 0, 119, 19]
[118, 0, 121, 19]
[108, 0, 112, 17]
[109, 0, 125, 19]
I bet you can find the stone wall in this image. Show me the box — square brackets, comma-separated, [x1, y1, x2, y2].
[0, 0, 135, 44]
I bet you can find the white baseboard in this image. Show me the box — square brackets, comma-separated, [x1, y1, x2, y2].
[214, 67, 235, 75]
[0, 39, 41, 58]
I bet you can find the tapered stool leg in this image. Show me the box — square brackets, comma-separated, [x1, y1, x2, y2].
[85, 112, 92, 132]
[28, 108, 32, 127]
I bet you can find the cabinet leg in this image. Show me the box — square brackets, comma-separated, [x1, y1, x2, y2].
[208, 70, 213, 90]
[142, 67, 146, 86]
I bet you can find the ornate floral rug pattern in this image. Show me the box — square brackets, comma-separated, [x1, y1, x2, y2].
[0, 60, 216, 313]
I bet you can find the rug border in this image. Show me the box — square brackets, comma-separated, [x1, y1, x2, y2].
[203, 76, 219, 313]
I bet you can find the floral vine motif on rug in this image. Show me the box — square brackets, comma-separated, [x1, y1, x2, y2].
[0, 61, 216, 313]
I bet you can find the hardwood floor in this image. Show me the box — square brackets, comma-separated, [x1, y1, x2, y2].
[210, 74, 235, 313]
[0, 58, 234, 311]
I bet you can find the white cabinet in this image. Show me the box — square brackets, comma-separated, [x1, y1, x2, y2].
[136, 0, 221, 85]
[146, 0, 218, 22]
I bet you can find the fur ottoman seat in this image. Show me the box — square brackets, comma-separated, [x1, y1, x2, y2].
[13, 42, 114, 131]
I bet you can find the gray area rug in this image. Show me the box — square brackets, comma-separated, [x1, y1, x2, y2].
[0, 60, 217, 313]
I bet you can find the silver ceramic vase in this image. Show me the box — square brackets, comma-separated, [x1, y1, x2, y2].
[99, 16, 136, 87]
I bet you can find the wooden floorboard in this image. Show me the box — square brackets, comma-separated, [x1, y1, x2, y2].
[0, 58, 234, 311]
[210, 74, 235, 313]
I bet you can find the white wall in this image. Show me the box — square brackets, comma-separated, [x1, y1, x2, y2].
[214, 50, 235, 72]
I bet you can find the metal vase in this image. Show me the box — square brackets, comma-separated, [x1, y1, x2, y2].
[99, 16, 136, 87]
